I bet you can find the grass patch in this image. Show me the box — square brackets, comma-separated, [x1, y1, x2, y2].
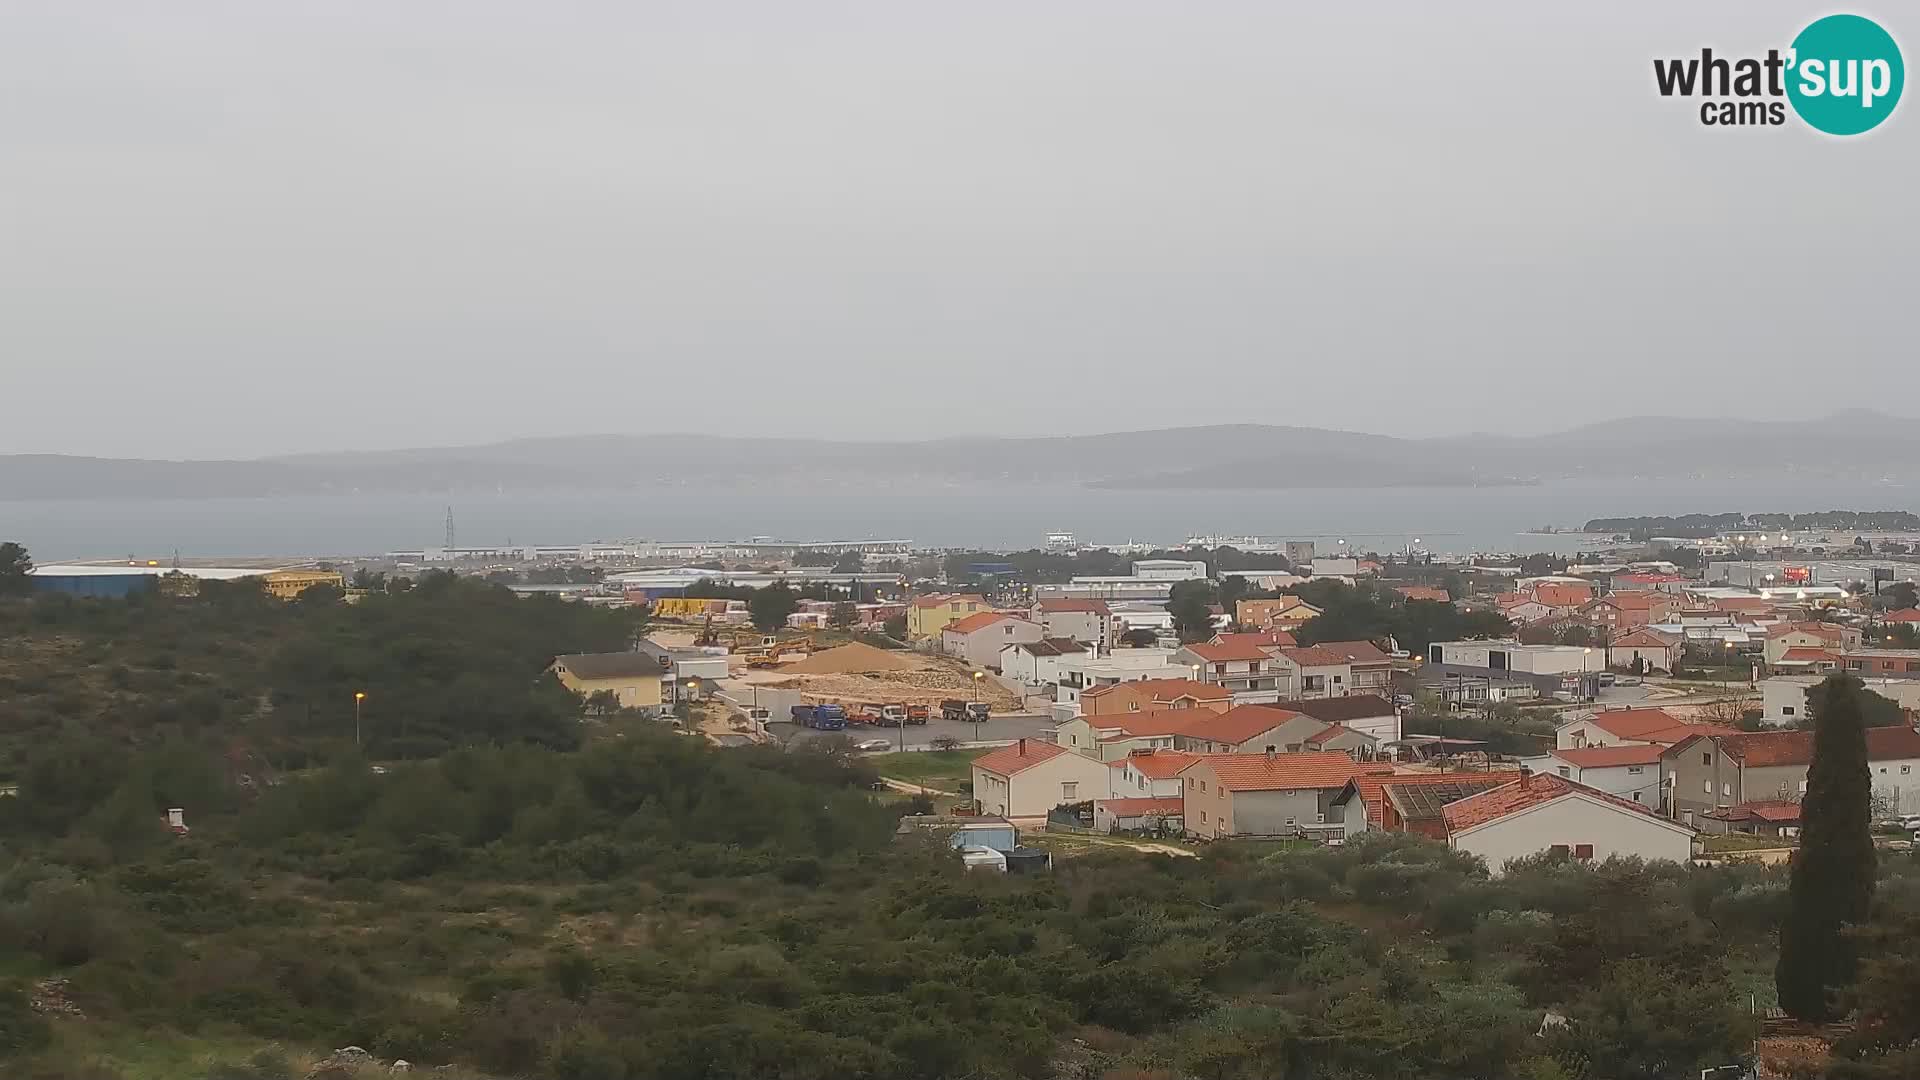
[867, 749, 984, 789]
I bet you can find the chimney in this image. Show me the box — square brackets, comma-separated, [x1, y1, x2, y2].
[1518, 766, 1532, 790]
[1017, 738, 1027, 756]
[1265, 748, 1277, 764]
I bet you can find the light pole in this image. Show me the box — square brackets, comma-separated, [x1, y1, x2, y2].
[353, 691, 366, 749]
[971, 670, 985, 741]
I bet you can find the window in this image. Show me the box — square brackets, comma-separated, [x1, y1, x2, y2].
[1703, 780, 1713, 794]
[1782, 706, 1796, 716]
[1285, 817, 1296, 826]
[1314, 813, 1325, 824]
[1633, 792, 1642, 802]
[1062, 782, 1077, 800]
[1800, 779, 1808, 793]
[1722, 782, 1732, 797]
[1701, 752, 1713, 766]
[1904, 766, 1912, 775]
[1217, 787, 1223, 800]
[1265, 745, 1277, 753]
[1627, 766, 1644, 774]
[1574, 844, 1594, 860]
[1556, 767, 1571, 778]
[1199, 810, 1207, 823]
[1549, 844, 1570, 856]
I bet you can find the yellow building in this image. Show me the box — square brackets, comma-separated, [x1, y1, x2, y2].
[906, 593, 991, 639]
[260, 568, 346, 600]
[550, 652, 667, 715]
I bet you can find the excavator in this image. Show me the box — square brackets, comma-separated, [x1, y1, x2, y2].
[745, 636, 814, 669]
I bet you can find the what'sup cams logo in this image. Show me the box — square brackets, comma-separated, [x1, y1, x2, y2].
[1654, 13, 1903, 134]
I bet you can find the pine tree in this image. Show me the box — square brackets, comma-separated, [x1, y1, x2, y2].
[1776, 673, 1877, 1021]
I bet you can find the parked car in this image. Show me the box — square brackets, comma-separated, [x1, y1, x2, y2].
[855, 738, 893, 752]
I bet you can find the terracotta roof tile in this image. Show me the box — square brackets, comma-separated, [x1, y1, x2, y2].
[972, 739, 1072, 777]
[1184, 639, 1273, 662]
[1778, 647, 1840, 662]
[1082, 678, 1232, 703]
[943, 611, 1016, 635]
[1278, 645, 1356, 667]
[1110, 749, 1202, 778]
[1185, 752, 1360, 792]
[1347, 770, 1520, 827]
[1181, 705, 1304, 745]
[1308, 640, 1394, 665]
[1441, 772, 1675, 833]
[1089, 708, 1205, 738]
[1396, 586, 1452, 602]
[1700, 727, 1920, 769]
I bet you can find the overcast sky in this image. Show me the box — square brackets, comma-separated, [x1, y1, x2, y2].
[2, 2, 1912, 458]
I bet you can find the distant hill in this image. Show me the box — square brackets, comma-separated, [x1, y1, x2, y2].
[4, 410, 1918, 499]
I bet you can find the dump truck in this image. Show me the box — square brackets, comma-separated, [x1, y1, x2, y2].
[942, 699, 992, 723]
[790, 703, 847, 731]
[904, 704, 931, 725]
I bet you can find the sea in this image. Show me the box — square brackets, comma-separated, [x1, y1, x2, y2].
[3, 478, 1916, 562]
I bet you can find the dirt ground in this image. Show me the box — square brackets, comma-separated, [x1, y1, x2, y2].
[734, 654, 1022, 710]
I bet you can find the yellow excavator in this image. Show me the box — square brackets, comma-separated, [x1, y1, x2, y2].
[745, 636, 814, 669]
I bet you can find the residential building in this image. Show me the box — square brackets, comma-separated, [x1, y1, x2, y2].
[1604, 628, 1684, 673]
[1176, 705, 1323, 754]
[941, 612, 1044, 671]
[1180, 753, 1364, 841]
[1053, 649, 1190, 707]
[1529, 581, 1596, 611]
[1495, 594, 1553, 624]
[1310, 557, 1361, 579]
[1883, 608, 1920, 624]
[1177, 639, 1287, 703]
[1763, 674, 1920, 726]
[998, 638, 1088, 687]
[1303, 640, 1394, 693]
[1054, 709, 1196, 761]
[906, 593, 991, 640]
[1663, 727, 1920, 820]
[1556, 707, 1736, 750]
[633, 639, 727, 701]
[1332, 771, 1520, 838]
[1772, 647, 1842, 674]
[549, 652, 667, 715]
[971, 739, 1116, 818]
[1581, 591, 1678, 631]
[1761, 622, 1862, 664]
[1031, 598, 1112, 651]
[1610, 572, 1693, 594]
[1843, 648, 1920, 678]
[1525, 744, 1666, 806]
[1106, 748, 1201, 798]
[1093, 796, 1185, 834]
[1080, 678, 1233, 716]
[1304, 724, 1380, 756]
[1272, 645, 1357, 699]
[1279, 694, 1403, 742]
[1441, 771, 1696, 873]
[260, 568, 346, 600]
[1235, 596, 1322, 631]
[1395, 585, 1451, 603]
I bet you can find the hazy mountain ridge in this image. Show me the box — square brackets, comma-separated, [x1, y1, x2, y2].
[3, 411, 1915, 499]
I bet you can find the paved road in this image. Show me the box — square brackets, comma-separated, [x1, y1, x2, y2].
[772, 712, 1056, 751]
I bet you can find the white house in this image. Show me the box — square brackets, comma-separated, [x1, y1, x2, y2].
[1106, 748, 1201, 798]
[971, 739, 1116, 818]
[1429, 640, 1604, 676]
[1606, 628, 1684, 673]
[941, 612, 1044, 672]
[1441, 772, 1695, 874]
[998, 638, 1087, 688]
[1055, 649, 1194, 706]
[1176, 639, 1288, 703]
[1523, 744, 1666, 807]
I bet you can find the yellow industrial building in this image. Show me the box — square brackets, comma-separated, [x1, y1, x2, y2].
[259, 568, 346, 600]
[549, 652, 667, 716]
[906, 593, 992, 639]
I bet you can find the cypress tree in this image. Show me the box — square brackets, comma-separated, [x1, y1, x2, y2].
[1775, 673, 1877, 1020]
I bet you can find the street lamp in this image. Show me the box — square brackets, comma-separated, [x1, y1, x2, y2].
[971, 671, 985, 741]
[685, 677, 700, 704]
[353, 691, 367, 749]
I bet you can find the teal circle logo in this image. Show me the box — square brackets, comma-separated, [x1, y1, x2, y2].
[1786, 14, 1904, 135]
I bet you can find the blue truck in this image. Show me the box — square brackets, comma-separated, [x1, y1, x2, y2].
[791, 703, 848, 731]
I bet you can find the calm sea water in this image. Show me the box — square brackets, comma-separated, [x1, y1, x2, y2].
[3, 479, 1915, 561]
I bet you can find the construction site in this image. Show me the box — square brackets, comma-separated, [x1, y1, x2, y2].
[649, 629, 1022, 712]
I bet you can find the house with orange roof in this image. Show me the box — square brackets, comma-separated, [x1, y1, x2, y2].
[1581, 590, 1677, 631]
[1525, 743, 1666, 806]
[970, 738, 1116, 818]
[1605, 628, 1684, 673]
[940, 611, 1043, 671]
[1054, 708, 1202, 762]
[1441, 770, 1695, 873]
[1496, 594, 1553, 624]
[1555, 707, 1740, 751]
[1080, 678, 1232, 717]
[1178, 752, 1365, 841]
[1761, 621, 1862, 664]
[1175, 639, 1287, 703]
[1772, 646, 1841, 673]
[1883, 608, 1920, 624]
[1175, 705, 1324, 755]
[1235, 596, 1322, 631]
[1662, 726, 1920, 820]
[1395, 585, 1452, 603]
[1530, 582, 1596, 611]
[906, 593, 991, 640]
[1301, 639, 1394, 693]
[1330, 770, 1521, 839]
[1107, 748, 1202, 799]
[1271, 645, 1363, 699]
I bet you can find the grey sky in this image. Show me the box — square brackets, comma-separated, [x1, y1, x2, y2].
[2, 1, 1912, 458]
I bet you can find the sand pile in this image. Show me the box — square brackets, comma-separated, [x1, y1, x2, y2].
[781, 642, 917, 675]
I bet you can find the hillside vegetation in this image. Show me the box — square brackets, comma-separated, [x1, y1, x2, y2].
[5, 570, 1920, 1079]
